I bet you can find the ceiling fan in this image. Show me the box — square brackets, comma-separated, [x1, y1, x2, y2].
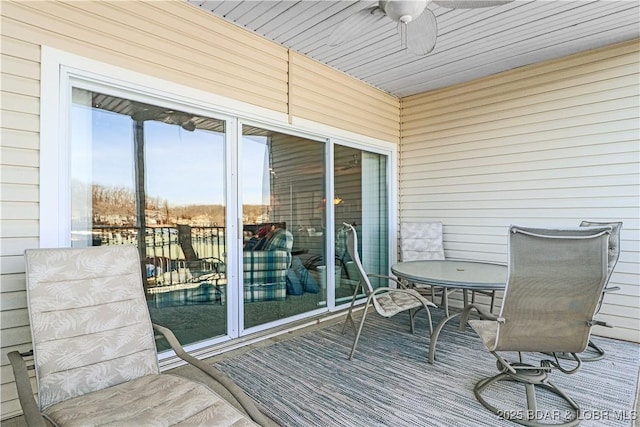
[328, 0, 514, 56]
[132, 108, 197, 132]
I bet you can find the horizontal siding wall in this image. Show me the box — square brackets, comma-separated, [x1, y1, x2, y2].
[1, 0, 290, 113]
[0, 1, 399, 420]
[400, 39, 640, 343]
[0, 30, 41, 419]
[290, 52, 400, 143]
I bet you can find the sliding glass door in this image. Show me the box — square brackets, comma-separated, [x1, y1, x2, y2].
[70, 88, 228, 346]
[66, 83, 393, 348]
[241, 125, 326, 329]
[334, 145, 389, 305]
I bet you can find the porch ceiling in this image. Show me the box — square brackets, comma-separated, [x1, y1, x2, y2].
[188, 0, 640, 97]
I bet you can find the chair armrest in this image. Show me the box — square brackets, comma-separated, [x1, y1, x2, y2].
[7, 351, 47, 427]
[371, 287, 437, 308]
[367, 273, 406, 288]
[458, 303, 498, 332]
[152, 324, 271, 427]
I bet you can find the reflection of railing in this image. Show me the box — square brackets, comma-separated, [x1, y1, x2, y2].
[89, 225, 226, 287]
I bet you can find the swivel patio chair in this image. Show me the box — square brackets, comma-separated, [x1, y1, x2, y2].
[341, 223, 436, 360]
[577, 220, 622, 361]
[8, 245, 271, 426]
[459, 225, 612, 427]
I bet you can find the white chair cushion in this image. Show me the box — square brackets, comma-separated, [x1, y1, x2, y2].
[375, 290, 431, 317]
[400, 222, 445, 261]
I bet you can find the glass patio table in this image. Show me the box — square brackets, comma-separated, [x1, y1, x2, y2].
[391, 260, 507, 364]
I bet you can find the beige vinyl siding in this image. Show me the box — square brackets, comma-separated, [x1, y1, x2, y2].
[0, 1, 399, 419]
[1, 0, 290, 113]
[400, 39, 640, 343]
[289, 52, 400, 143]
[0, 30, 41, 416]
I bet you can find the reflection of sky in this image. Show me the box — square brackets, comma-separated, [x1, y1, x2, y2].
[242, 136, 270, 205]
[79, 108, 268, 206]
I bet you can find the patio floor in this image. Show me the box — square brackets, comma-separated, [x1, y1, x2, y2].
[206, 311, 640, 426]
[3, 309, 639, 426]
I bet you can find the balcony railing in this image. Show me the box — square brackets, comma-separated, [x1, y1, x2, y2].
[78, 225, 226, 288]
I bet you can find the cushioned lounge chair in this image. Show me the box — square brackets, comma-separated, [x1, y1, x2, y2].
[9, 245, 271, 426]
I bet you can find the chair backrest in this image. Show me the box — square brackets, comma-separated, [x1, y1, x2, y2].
[343, 223, 375, 296]
[400, 222, 445, 261]
[580, 220, 622, 282]
[177, 224, 199, 261]
[24, 245, 160, 410]
[494, 225, 611, 354]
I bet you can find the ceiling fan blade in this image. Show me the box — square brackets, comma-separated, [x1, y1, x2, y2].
[328, 6, 386, 46]
[132, 109, 165, 122]
[433, 0, 514, 9]
[402, 8, 437, 55]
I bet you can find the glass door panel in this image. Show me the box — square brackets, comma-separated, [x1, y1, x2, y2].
[241, 125, 325, 329]
[334, 145, 389, 305]
[70, 88, 227, 347]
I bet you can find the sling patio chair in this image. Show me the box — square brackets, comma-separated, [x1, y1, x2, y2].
[341, 223, 436, 360]
[8, 245, 272, 427]
[576, 220, 622, 361]
[458, 225, 612, 427]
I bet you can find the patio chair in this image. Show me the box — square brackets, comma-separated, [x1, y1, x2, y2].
[400, 221, 496, 315]
[177, 224, 225, 283]
[577, 220, 622, 361]
[8, 245, 271, 426]
[341, 223, 436, 360]
[459, 225, 611, 426]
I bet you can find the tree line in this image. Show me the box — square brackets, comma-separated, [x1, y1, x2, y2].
[90, 183, 266, 224]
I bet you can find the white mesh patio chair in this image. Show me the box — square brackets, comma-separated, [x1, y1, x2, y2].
[459, 225, 612, 427]
[400, 221, 496, 315]
[341, 223, 436, 360]
[8, 245, 270, 427]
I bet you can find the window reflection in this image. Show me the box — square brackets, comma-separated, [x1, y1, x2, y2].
[335, 145, 389, 304]
[241, 125, 326, 329]
[70, 88, 227, 346]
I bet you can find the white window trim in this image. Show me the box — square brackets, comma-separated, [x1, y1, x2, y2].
[40, 46, 397, 247]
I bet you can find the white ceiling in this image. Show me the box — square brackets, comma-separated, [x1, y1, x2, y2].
[189, 0, 640, 97]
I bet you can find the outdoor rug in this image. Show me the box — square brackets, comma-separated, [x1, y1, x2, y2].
[214, 312, 639, 427]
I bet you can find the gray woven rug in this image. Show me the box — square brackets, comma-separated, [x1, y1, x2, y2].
[215, 312, 639, 427]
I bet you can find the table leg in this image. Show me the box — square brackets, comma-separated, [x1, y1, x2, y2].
[428, 312, 461, 364]
[442, 288, 449, 317]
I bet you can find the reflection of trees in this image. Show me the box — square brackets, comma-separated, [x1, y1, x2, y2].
[91, 184, 268, 225]
[92, 184, 136, 217]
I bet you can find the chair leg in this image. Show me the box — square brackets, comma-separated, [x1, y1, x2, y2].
[474, 365, 580, 427]
[550, 340, 606, 362]
[409, 308, 416, 334]
[584, 340, 606, 361]
[348, 301, 371, 360]
[342, 283, 362, 335]
[442, 287, 450, 317]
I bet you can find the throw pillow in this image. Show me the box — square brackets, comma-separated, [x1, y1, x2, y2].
[286, 267, 304, 296]
[265, 229, 293, 252]
[291, 257, 319, 294]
